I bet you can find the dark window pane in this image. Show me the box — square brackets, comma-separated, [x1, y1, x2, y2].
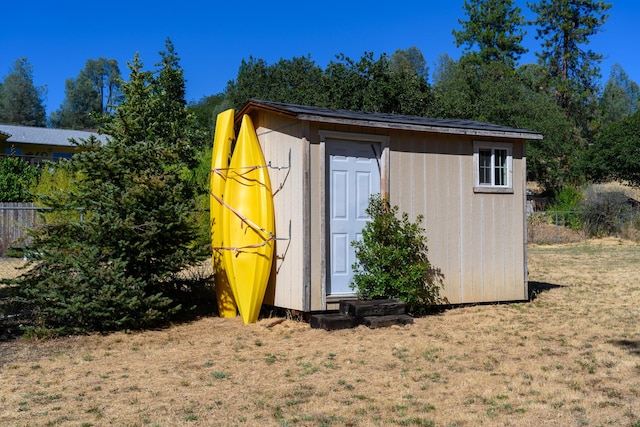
[479, 149, 491, 185]
[494, 149, 507, 186]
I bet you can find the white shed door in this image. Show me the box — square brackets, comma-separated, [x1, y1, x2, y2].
[327, 140, 381, 296]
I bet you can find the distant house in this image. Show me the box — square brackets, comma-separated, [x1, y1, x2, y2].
[234, 100, 543, 311]
[0, 124, 107, 165]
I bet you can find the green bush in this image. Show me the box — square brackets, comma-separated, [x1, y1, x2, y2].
[0, 156, 40, 202]
[546, 185, 583, 230]
[31, 162, 85, 224]
[351, 194, 444, 315]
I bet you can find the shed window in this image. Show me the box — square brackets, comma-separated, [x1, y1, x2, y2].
[474, 142, 513, 193]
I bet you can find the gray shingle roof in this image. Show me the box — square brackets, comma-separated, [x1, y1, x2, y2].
[0, 124, 108, 147]
[239, 99, 543, 140]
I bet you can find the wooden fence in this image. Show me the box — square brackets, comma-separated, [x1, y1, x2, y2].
[0, 203, 38, 256]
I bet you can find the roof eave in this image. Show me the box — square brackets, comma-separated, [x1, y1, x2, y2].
[236, 100, 297, 124]
[238, 100, 544, 140]
[296, 113, 543, 140]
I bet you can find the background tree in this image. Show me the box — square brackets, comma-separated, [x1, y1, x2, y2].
[188, 93, 228, 137]
[389, 47, 429, 80]
[0, 58, 47, 127]
[431, 56, 579, 192]
[599, 63, 640, 126]
[224, 55, 326, 109]
[430, 55, 478, 119]
[453, 0, 527, 66]
[50, 75, 99, 129]
[586, 109, 640, 187]
[51, 58, 122, 129]
[266, 55, 327, 106]
[323, 52, 432, 115]
[85, 58, 122, 114]
[431, 53, 457, 90]
[15, 40, 210, 335]
[224, 51, 432, 116]
[528, 0, 611, 125]
[224, 56, 270, 108]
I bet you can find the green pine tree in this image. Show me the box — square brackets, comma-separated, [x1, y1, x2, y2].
[528, 0, 612, 121]
[13, 40, 210, 335]
[453, 0, 528, 67]
[0, 58, 47, 127]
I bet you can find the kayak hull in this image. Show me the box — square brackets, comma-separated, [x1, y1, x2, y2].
[210, 109, 237, 318]
[222, 114, 275, 324]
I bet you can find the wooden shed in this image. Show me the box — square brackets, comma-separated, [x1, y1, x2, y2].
[234, 100, 543, 312]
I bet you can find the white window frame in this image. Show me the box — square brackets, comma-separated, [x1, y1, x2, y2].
[473, 141, 513, 194]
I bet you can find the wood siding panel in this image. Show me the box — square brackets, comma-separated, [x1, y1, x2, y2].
[309, 139, 323, 311]
[458, 138, 477, 302]
[389, 131, 526, 304]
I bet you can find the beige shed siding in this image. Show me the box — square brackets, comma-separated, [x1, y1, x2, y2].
[389, 131, 526, 304]
[248, 107, 528, 311]
[309, 140, 323, 311]
[254, 112, 308, 311]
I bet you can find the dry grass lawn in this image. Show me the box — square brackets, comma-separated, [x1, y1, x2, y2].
[1, 238, 640, 426]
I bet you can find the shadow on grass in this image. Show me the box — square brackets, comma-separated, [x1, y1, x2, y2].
[610, 340, 640, 356]
[528, 281, 564, 300]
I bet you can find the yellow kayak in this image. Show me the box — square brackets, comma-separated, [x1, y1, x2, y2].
[210, 109, 237, 318]
[222, 114, 275, 324]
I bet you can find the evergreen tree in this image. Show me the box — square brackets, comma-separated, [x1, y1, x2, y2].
[51, 74, 100, 129]
[453, 0, 528, 66]
[0, 58, 47, 127]
[14, 40, 210, 335]
[599, 63, 640, 126]
[85, 58, 122, 114]
[528, 0, 612, 118]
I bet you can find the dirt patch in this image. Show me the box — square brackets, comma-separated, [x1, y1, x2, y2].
[0, 257, 30, 281]
[1, 242, 640, 426]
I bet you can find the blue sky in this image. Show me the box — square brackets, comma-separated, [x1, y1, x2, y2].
[1, 1, 638, 116]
